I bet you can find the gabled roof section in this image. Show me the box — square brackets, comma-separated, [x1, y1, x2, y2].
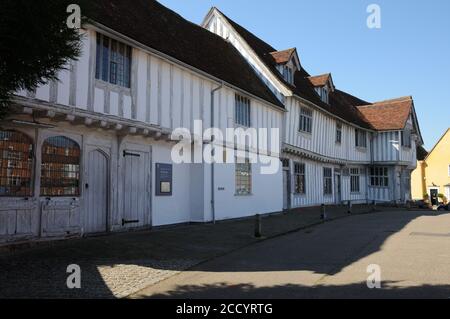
[211, 8, 372, 129]
[425, 128, 450, 161]
[308, 73, 331, 87]
[269, 48, 300, 68]
[356, 96, 413, 131]
[211, 8, 295, 90]
[85, 0, 284, 109]
[203, 6, 422, 135]
[307, 73, 335, 91]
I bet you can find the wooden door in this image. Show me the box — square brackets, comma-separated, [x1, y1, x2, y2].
[335, 173, 342, 204]
[84, 149, 109, 234]
[122, 149, 150, 228]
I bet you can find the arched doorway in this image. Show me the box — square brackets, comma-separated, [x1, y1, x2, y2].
[84, 149, 109, 234]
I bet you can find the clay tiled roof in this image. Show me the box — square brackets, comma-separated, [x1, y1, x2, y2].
[270, 48, 296, 64]
[86, 0, 284, 109]
[216, 9, 373, 129]
[356, 97, 413, 130]
[307, 74, 331, 87]
[215, 8, 419, 132]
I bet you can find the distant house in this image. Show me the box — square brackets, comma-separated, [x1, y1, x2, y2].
[411, 129, 450, 205]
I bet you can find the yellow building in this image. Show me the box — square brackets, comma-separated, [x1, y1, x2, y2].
[411, 128, 450, 205]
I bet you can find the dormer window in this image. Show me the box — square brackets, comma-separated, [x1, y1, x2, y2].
[308, 73, 335, 104]
[282, 65, 293, 84]
[269, 48, 300, 85]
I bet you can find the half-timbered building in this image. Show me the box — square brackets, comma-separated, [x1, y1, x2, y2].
[0, 0, 284, 244]
[0, 1, 423, 244]
[202, 7, 423, 210]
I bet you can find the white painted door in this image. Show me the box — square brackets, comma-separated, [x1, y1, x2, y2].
[122, 150, 150, 228]
[445, 186, 450, 203]
[334, 173, 342, 204]
[84, 149, 109, 234]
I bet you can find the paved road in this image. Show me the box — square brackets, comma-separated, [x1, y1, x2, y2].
[0, 204, 377, 298]
[133, 211, 450, 299]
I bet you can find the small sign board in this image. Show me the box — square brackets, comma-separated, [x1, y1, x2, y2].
[156, 163, 173, 196]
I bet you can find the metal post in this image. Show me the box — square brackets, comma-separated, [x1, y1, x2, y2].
[321, 204, 327, 220]
[348, 201, 352, 214]
[254, 214, 262, 238]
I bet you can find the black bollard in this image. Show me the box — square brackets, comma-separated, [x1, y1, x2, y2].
[254, 214, 262, 238]
[321, 204, 327, 220]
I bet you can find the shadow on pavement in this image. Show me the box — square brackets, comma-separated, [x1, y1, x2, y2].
[0, 210, 445, 298]
[141, 281, 450, 299]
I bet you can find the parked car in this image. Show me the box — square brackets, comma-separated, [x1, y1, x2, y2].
[437, 203, 449, 211]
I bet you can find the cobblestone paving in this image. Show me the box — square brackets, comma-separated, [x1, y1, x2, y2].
[0, 257, 199, 298]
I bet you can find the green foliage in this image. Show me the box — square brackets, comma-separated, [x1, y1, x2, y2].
[0, 0, 89, 117]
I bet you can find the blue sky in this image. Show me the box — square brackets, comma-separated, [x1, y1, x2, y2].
[159, 0, 450, 149]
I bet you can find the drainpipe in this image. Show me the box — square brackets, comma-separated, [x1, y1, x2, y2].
[367, 132, 375, 203]
[210, 82, 223, 224]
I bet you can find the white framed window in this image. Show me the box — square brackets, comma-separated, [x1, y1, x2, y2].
[0, 130, 34, 197]
[350, 168, 361, 193]
[294, 162, 306, 194]
[41, 136, 81, 197]
[323, 167, 333, 195]
[95, 33, 132, 88]
[370, 167, 389, 187]
[401, 129, 412, 148]
[355, 129, 367, 148]
[336, 122, 342, 144]
[235, 158, 252, 195]
[299, 107, 313, 133]
[235, 94, 251, 127]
